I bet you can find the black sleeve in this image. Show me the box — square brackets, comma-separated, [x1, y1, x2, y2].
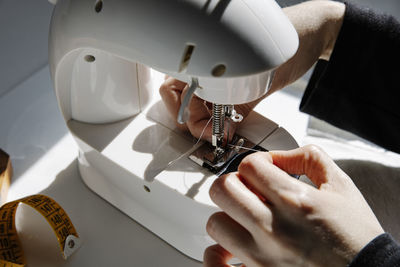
[348, 233, 400, 267]
[300, 2, 400, 154]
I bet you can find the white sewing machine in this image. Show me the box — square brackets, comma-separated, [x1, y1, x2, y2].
[49, 0, 298, 261]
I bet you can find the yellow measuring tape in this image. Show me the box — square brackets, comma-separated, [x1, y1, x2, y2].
[0, 194, 81, 267]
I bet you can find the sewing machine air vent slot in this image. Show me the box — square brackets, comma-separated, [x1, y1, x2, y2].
[143, 185, 151, 193]
[84, 55, 96, 62]
[95, 0, 103, 13]
[179, 44, 195, 73]
[212, 64, 226, 77]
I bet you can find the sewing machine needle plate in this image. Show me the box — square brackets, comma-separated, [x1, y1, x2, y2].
[189, 135, 265, 175]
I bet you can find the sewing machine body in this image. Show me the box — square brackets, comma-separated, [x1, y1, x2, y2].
[49, 0, 299, 261]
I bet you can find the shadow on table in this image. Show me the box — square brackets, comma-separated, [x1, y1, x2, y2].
[15, 159, 201, 267]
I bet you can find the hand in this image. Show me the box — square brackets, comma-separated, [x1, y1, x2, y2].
[159, 76, 256, 143]
[205, 145, 384, 267]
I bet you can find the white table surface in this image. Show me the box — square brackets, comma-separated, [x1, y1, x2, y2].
[1, 66, 399, 266]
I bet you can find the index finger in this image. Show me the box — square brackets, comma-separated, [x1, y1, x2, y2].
[270, 145, 349, 190]
[238, 151, 313, 208]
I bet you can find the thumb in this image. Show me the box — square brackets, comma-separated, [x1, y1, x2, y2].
[269, 145, 346, 189]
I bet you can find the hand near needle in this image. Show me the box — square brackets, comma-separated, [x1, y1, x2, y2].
[159, 76, 256, 143]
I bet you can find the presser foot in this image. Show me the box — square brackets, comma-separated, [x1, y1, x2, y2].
[189, 135, 264, 175]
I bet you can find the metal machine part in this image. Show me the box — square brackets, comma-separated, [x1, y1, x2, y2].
[211, 104, 225, 148]
[175, 78, 246, 159]
[189, 133, 301, 179]
[189, 134, 259, 175]
[211, 103, 243, 156]
[175, 78, 246, 161]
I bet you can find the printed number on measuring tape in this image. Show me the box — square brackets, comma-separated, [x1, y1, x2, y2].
[0, 194, 81, 266]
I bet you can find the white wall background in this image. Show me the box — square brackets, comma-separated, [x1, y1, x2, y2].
[0, 0, 53, 97]
[0, 0, 399, 97]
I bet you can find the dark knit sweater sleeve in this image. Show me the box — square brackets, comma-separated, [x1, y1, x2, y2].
[348, 233, 400, 267]
[300, 2, 400, 153]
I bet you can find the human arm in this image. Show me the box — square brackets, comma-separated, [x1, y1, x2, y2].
[268, 0, 345, 94]
[300, 2, 400, 153]
[204, 145, 386, 267]
[349, 233, 400, 267]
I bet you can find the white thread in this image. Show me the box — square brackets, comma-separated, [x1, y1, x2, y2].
[164, 116, 213, 170]
[194, 116, 213, 146]
[227, 144, 262, 152]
